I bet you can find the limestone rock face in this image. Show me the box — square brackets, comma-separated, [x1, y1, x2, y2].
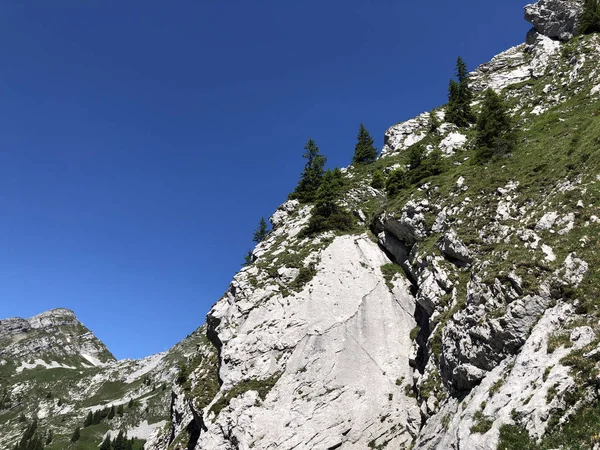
[0, 308, 114, 366]
[524, 0, 583, 41]
[200, 234, 420, 449]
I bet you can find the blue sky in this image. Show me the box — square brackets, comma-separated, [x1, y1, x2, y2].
[0, 1, 531, 359]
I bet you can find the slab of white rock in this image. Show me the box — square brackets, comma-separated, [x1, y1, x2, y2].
[201, 235, 421, 449]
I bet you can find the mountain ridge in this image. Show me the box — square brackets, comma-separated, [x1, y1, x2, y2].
[4, 0, 600, 448]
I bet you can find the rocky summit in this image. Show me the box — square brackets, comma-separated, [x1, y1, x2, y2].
[3, 0, 600, 448]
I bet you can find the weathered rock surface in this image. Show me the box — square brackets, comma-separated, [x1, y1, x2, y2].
[199, 234, 420, 449]
[525, 0, 583, 41]
[0, 308, 114, 366]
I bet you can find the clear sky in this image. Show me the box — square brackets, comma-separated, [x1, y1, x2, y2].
[0, 1, 531, 360]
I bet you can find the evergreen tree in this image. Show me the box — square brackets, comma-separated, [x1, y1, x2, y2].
[370, 170, 385, 189]
[406, 145, 425, 171]
[385, 168, 407, 197]
[580, 0, 600, 34]
[252, 217, 269, 243]
[22, 419, 37, 443]
[290, 139, 327, 203]
[304, 169, 354, 235]
[242, 250, 253, 267]
[118, 403, 125, 416]
[429, 110, 441, 132]
[100, 434, 112, 450]
[352, 124, 378, 164]
[30, 435, 43, 450]
[16, 419, 39, 450]
[446, 57, 476, 127]
[84, 411, 93, 427]
[71, 427, 80, 443]
[404, 146, 445, 185]
[108, 405, 115, 420]
[112, 430, 125, 450]
[45, 429, 53, 446]
[475, 89, 516, 161]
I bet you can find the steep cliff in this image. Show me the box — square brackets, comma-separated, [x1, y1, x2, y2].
[147, 1, 600, 448]
[4, 0, 600, 449]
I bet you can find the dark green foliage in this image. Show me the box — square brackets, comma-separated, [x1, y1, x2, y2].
[303, 169, 354, 235]
[580, 0, 600, 34]
[14, 419, 43, 450]
[429, 110, 441, 132]
[475, 89, 516, 161]
[352, 123, 378, 164]
[108, 405, 115, 420]
[45, 430, 52, 446]
[22, 419, 37, 443]
[410, 148, 444, 183]
[242, 250, 253, 267]
[112, 430, 125, 450]
[176, 364, 189, 386]
[128, 398, 134, 408]
[385, 147, 444, 197]
[446, 57, 476, 127]
[0, 387, 10, 409]
[371, 170, 385, 189]
[85, 407, 110, 426]
[407, 145, 425, 171]
[70, 427, 80, 443]
[385, 168, 407, 197]
[19, 413, 27, 423]
[290, 139, 327, 203]
[100, 435, 112, 450]
[252, 217, 269, 243]
[117, 403, 125, 416]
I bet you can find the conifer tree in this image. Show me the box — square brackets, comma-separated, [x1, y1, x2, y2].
[352, 124, 378, 164]
[580, 0, 600, 34]
[475, 89, 516, 161]
[242, 250, 253, 267]
[100, 434, 112, 450]
[290, 139, 327, 203]
[45, 429, 53, 446]
[84, 411, 93, 427]
[252, 217, 269, 243]
[446, 57, 476, 127]
[71, 427, 80, 443]
[108, 405, 115, 420]
[118, 403, 125, 415]
[112, 430, 125, 450]
[429, 110, 441, 132]
[304, 169, 354, 235]
[16, 419, 40, 450]
[371, 170, 385, 189]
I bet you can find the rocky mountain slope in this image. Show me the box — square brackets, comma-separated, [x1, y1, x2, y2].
[0, 309, 208, 449]
[3, 0, 600, 449]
